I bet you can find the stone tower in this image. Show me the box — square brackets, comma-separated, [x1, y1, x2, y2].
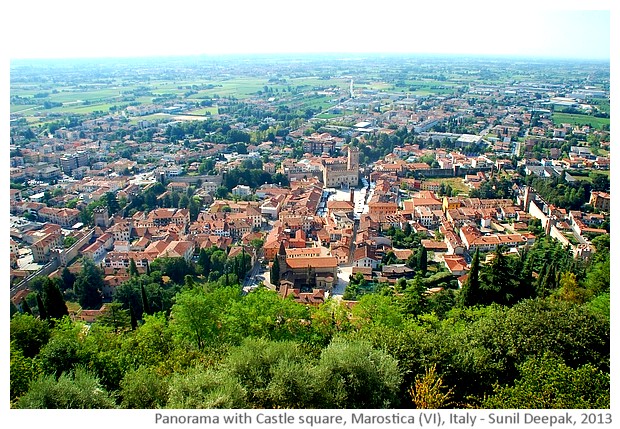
[93, 206, 110, 228]
[347, 146, 359, 171]
[523, 186, 533, 212]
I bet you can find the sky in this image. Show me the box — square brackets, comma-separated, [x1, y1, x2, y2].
[4, 0, 613, 60]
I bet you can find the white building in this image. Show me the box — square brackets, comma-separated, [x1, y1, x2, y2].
[232, 185, 252, 197]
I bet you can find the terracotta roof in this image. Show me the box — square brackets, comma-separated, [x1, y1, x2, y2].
[286, 256, 338, 269]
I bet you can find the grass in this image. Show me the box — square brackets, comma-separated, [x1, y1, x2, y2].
[185, 107, 219, 116]
[436, 178, 469, 195]
[552, 112, 610, 130]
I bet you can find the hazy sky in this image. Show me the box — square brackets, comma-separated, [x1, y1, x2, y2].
[5, 0, 613, 60]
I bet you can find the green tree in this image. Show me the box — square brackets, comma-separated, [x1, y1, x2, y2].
[36, 293, 47, 320]
[417, 246, 428, 275]
[479, 247, 520, 305]
[169, 286, 240, 350]
[120, 366, 169, 409]
[129, 258, 139, 277]
[270, 256, 280, 287]
[41, 279, 69, 321]
[73, 258, 104, 309]
[314, 338, 402, 408]
[104, 191, 121, 214]
[16, 367, 116, 409]
[141, 283, 152, 316]
[38, 319, 86, 378]
[482, 354, 609, 409]
[98, 302, 131, 333]
[10, 313, 51, 358]
[10, 343, 43, 403]
[222, 337, 315, 408]
[556, 271, 589, 304]
[459, 248, 480, 307]
[21, 299, 33, 315]
[61, 267, 76, 291]
[167, 365, 247, 409]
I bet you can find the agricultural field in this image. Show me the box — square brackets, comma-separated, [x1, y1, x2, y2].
[552, 112, 610, 130]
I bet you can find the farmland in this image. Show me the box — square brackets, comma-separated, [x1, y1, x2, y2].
[552, 112, 610, 130]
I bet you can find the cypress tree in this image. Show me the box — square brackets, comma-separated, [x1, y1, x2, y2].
[11, 301, 19, 317]
[42, 279, 69, 320]
[418, 246, 428, 276]
[129, 258, 138, 277]
[21, 299, 33, 315]
[129, 305, 137, 330]
[271, 256, 280, 287]
[36, 293, 47, 320]
[141, 283, 152, 316]
[460, 248, 481, 307]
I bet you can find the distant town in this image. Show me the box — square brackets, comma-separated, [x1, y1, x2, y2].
[9, 54, 611, 409]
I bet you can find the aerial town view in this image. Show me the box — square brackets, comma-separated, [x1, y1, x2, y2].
[6, 1, 611, 420]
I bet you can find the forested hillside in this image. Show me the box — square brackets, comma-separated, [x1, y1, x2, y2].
[10, 235, 610, 409]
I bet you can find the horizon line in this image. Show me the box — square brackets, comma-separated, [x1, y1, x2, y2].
[10, 51, 611, 63]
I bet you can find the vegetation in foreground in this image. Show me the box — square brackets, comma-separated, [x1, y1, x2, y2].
[10, 234, 610, 410]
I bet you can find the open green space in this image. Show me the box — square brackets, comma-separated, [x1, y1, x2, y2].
[436, 177, 470, 195]
[185, 106, 219, 116]
[552, 112, 610, 130]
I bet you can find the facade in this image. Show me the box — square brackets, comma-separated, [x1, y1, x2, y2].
[275, 242, 338, 292]
[322, 146, 359, 188]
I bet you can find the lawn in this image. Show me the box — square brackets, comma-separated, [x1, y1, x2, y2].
[436, 177, 469, 195]
[185, 107, 219, 116]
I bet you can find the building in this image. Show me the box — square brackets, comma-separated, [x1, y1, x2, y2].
[589, 191, 610, 212]
[275, 242, 338, 292]
[322, 146, 359, 188]
[232, 184, 252, 197]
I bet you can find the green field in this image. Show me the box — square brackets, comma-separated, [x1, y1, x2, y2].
[186, 107, 219, 116]
[552, 112, 610, 130]
[436, 177, 470, 195]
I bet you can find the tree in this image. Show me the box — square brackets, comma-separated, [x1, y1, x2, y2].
[403, 222, 412, 237]
[104, 191, 121, 214]
[556, 271, 589, 304]
[38, 319, 85, 378]
[41, 278, 69, 321]
[15, 367, 116, 409]
[10, 313, 51, 358]
[98, 302, 131, 333]
[169, 286, 240, 350]
[482, 354, 609, 409]
[314, 339, 402, 408]
[270, 256, 280, 287]
[11, 343, 43, 403]
[141, 283, 152, 316]
[221, 337, 314, 408]
[36, 293, 47, 320]
[129, 258, 139, 277]
[417, 246, 428, 276]
[73, 258, 104, 309]
[459, 248, 481, 307]
[410, 364, 453, 409]
[479, 247, 520, 305]
[61, 267, 76, 291]
[119, 366, 169, 409]
[167, 365, 247, 409]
